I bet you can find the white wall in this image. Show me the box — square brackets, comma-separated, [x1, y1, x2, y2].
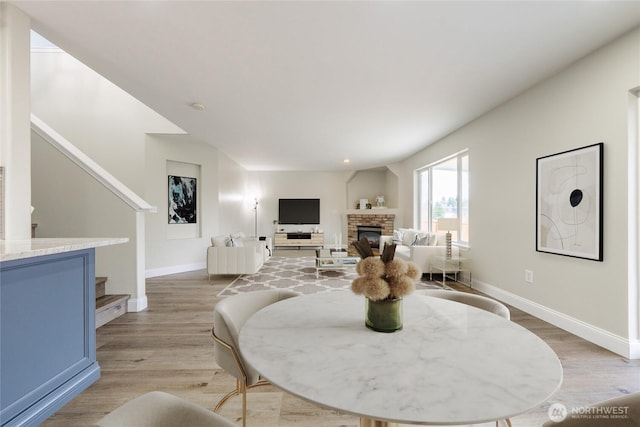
[144, 134, 222, 276]
[30, 49, 183, 192]
[385, 162, 410, 227]
[31, 131, 138, 289]
[218, 151, 251, 236]
[30, 44, 184, 305]
[247, 171, 349, 242]
[401, 27, 640, 354]
[0, 4, 32, 239]
[384, 168, 399, 210]
[347, 169, 389, 209]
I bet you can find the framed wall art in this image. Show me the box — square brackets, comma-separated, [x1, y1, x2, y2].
[536, 142, 603, 261]
[168, 175, 197, 224]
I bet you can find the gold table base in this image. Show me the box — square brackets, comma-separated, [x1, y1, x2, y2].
[360, 418, 398, 427]
[360, 417, 511, 427]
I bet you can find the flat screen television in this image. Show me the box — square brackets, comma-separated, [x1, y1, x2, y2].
[278, 198, 320, 224]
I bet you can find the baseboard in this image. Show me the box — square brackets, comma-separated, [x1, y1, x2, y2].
[127, 295, 148, 313]
[145, 262, 205, 278]
[630, 341, 640, 359]
[472, 279, 638, 359]
[2, 362, 101, 427]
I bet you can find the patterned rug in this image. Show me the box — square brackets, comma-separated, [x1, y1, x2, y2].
[218, 256, 446, 296]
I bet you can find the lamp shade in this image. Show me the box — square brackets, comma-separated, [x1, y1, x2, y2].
[437, 217, 458, 231]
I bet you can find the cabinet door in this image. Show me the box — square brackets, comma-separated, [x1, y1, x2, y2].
[1, 250, 99, 426]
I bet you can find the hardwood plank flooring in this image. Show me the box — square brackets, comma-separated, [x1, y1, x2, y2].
[41, 252, 640, 426]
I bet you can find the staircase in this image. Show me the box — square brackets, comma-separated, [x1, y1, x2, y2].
[95, 277, 129, 328]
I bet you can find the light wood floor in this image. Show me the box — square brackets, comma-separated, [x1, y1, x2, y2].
[42, 251, 640, 427]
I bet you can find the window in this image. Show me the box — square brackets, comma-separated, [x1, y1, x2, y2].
[416, 150, 469, 245]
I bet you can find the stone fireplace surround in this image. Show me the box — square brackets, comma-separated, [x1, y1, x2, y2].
[347, 212, 395, 256]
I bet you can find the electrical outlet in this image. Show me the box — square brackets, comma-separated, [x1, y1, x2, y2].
[525, 270, 534, 283]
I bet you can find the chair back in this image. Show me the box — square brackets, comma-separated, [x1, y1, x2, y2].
[423, 289, 510, 320]
[97, 391, 237, 427]
[213, 290, 298, 385]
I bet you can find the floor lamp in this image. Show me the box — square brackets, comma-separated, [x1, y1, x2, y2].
[253, 198, 259, 238]
[437, 217, 458, 259]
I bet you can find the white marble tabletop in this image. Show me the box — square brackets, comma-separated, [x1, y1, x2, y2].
[0, 238, 129, 262]
[239, 291, 563, 426]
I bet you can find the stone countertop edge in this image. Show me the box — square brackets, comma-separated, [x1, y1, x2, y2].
[0, 237, 129, 262]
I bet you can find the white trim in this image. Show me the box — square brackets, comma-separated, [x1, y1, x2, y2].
[630, 341, 640, 360]
[127, 295, 148, 313]
[472, 279, 638, 359]
[30, 47, 64, 53]
[30, 114, 157, 213]
[628, 89, 640, 357]
[145, 262, 206, 278]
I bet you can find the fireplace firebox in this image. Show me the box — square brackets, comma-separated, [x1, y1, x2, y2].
[357, 225, 383, 249]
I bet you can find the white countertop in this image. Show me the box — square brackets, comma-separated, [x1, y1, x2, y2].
[0, 238, 129, 262]
[240, 291, 563, 425]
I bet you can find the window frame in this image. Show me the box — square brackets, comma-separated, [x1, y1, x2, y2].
[416, 149, 469, 246]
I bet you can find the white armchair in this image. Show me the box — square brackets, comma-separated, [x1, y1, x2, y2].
[207, 236, 268, 277]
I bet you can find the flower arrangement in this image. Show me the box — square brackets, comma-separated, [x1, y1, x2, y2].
[350, 237, 421, 301]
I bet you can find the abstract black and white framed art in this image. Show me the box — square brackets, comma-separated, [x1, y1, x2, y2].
[536, 142, 603, 261]
[168, 175, 197, 224]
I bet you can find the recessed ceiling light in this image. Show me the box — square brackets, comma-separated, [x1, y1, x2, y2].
[190, 102, 206, 111]
[343, 158, 350, 164]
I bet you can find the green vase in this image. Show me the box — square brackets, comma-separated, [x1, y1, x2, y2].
[365, 297, 403, 333]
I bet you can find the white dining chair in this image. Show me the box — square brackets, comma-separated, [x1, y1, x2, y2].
[422, 289, 511, 427]
[96, 391, 237, 427]
[212, 289, 299, 427]
[422, 289, 511, 320]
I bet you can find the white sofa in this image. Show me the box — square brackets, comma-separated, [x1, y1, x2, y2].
[207, 233, 269, 277]
[380, 228, 459, 276]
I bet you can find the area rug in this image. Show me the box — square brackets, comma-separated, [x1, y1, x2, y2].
[217, 256, 446, 296]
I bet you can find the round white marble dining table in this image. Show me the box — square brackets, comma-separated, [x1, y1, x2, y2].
[239, 291, 563, 426]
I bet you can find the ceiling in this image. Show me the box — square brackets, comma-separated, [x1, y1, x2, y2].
[11, 1, 640, 172]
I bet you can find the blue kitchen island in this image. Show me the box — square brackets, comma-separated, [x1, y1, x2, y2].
[0, 238, 127, 427]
